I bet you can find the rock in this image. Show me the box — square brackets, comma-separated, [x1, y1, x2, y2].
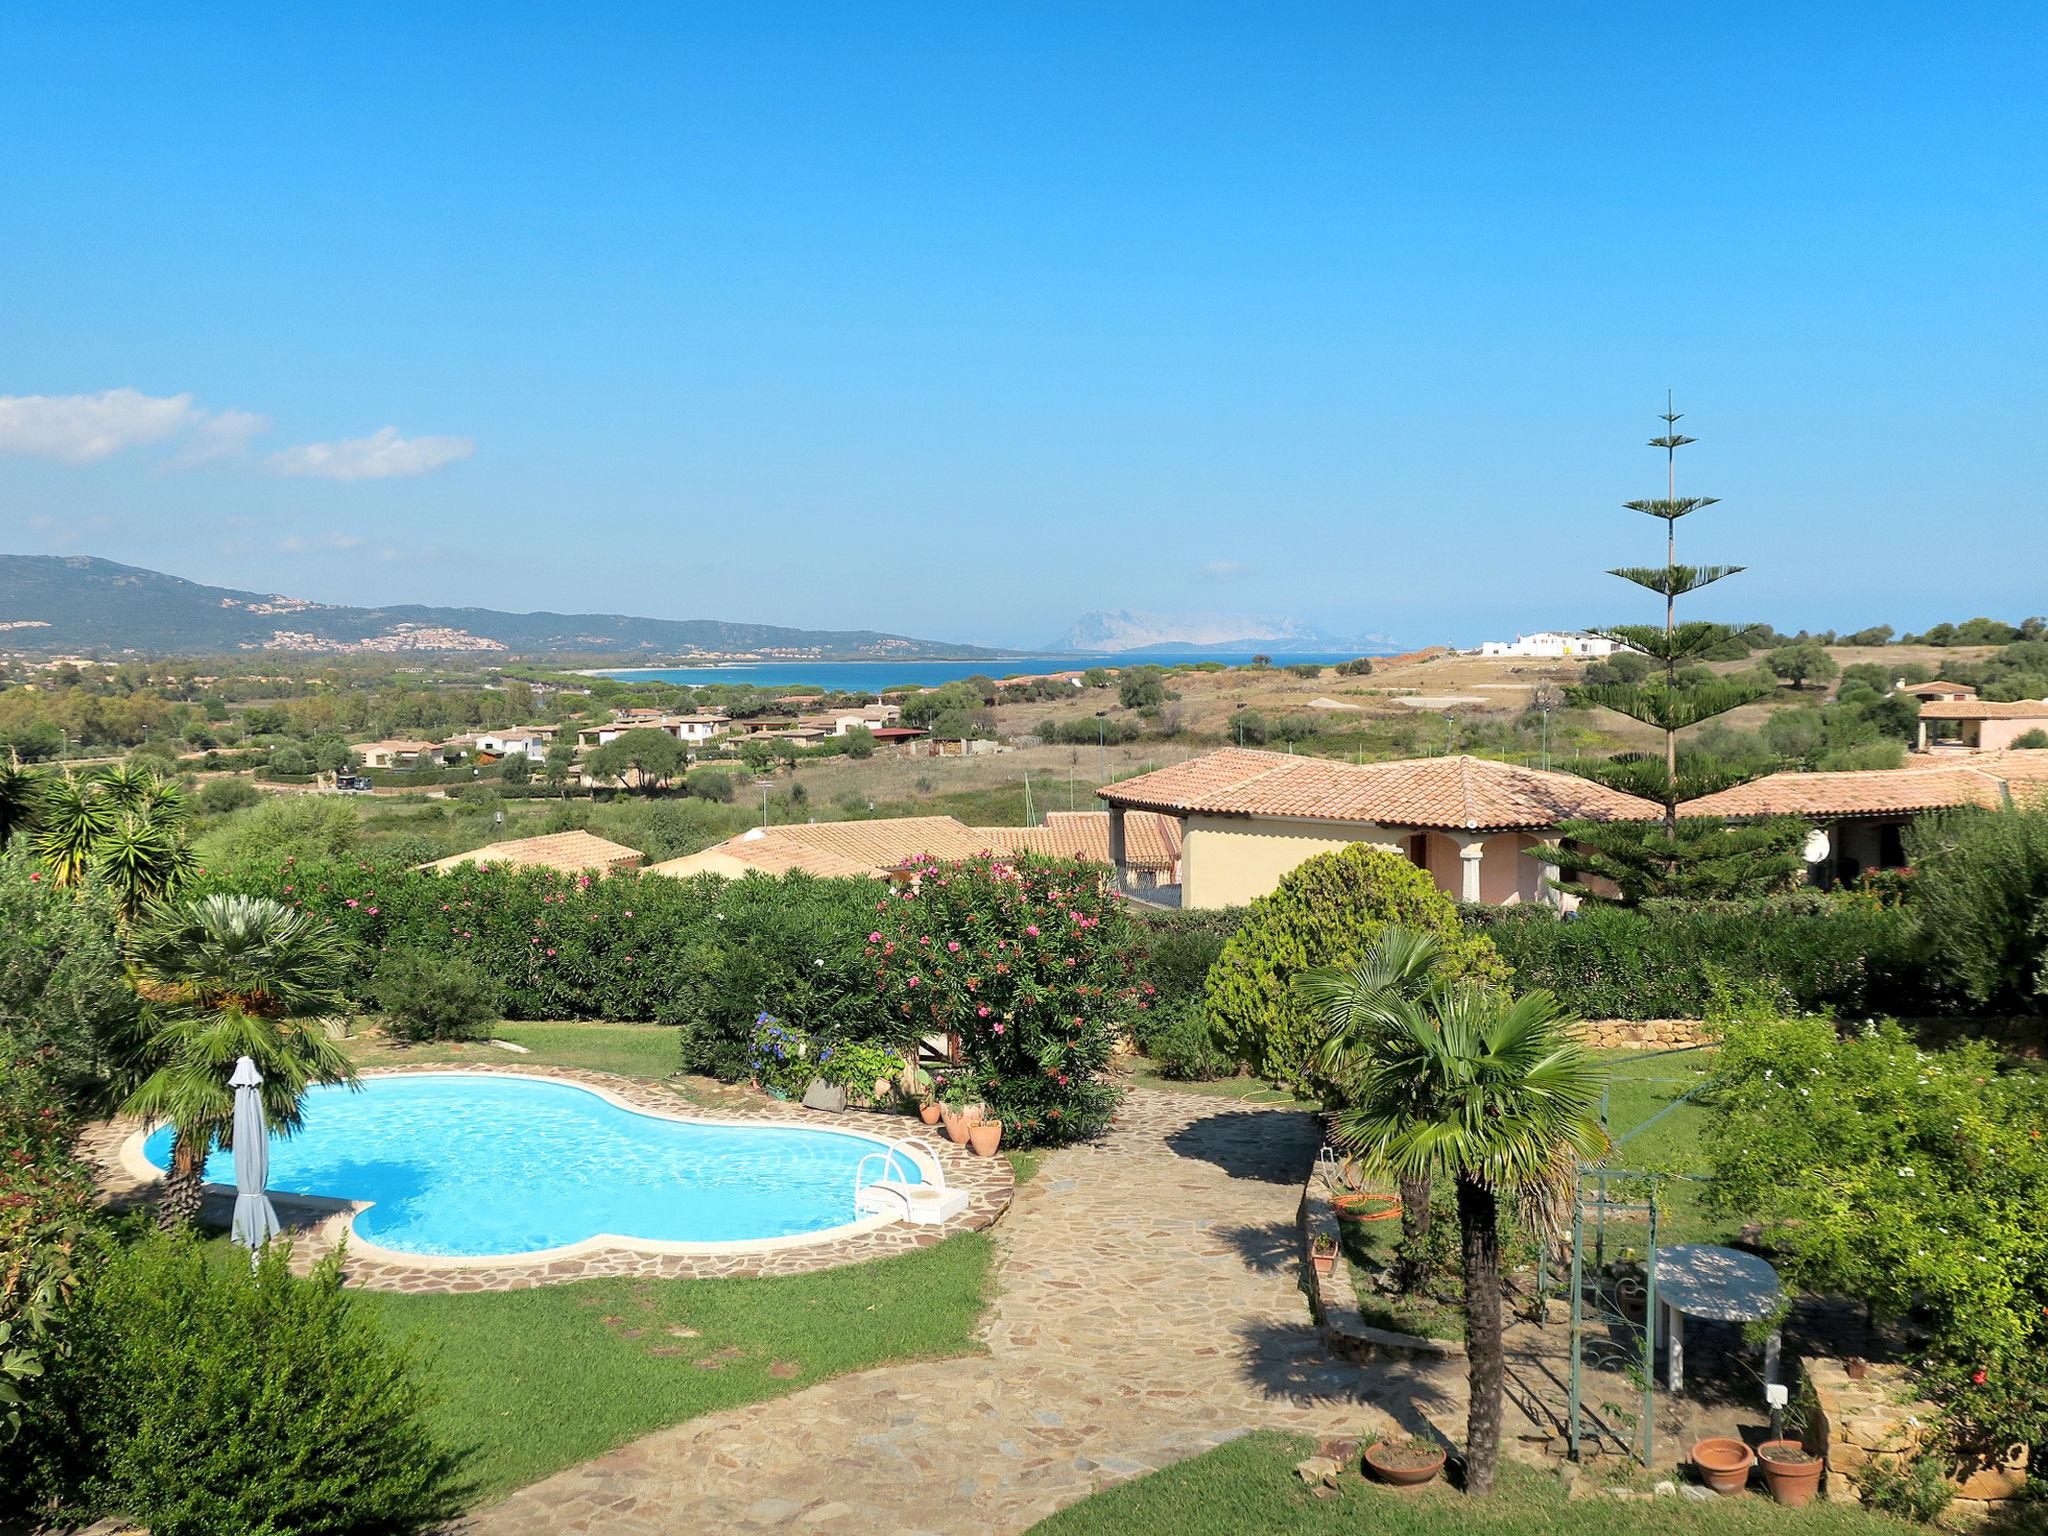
[1295, 1456, 1342, 1487]
[1682, 1484, 1719, 1501]
[801, 1079, 847, 1113]
[1315, 1437, 1361, 1465]
[1653, 1480, 1678, 1497]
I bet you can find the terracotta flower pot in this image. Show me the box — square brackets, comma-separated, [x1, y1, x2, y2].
[1310, 1247, 1337, 1279]
[942, 1107, 980, 1143]
[1363, 1439, 1446, 1487]
[1332, 1191, 1403, 1225]
[919, 1102, 944, 1126]
[968, 1120, 1004, 1157]
[1691, 1437, 1756, 1494]
[1757, 1441, 1823, 1507]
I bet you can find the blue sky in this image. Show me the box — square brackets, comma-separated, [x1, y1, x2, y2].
[2, 3, 2043, 650]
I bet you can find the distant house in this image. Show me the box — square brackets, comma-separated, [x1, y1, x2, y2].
[1679, 752, 2048, 885]
[471, 725, 558, 762]
[1915, 697, 2048, 754]
[575, 713, 728, 749]
[1895, 679, 1977, 703]
[352, 738, 442, 769]
[1096, 747, 1658, 910]
[417, 830, 644, 874]
[1476, 631, 1619, 660]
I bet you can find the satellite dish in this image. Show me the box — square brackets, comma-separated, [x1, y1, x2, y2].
[1802, 828, 1831, 865]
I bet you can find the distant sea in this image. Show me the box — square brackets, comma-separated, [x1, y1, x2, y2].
[592, 652, 1364, 691]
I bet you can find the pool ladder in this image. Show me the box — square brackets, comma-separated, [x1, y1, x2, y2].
[853, 1143, 969, 1225]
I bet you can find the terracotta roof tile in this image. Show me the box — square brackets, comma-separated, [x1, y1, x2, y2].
[1095, 748, 1659, 831]
[419, 831, 644, 873]
[979, 811, 1182, 871]
[1678, 752, 2048, 818]
[1918, 698, 2048, 720]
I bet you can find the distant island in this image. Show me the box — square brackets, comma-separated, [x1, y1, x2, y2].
[0, 555, 1002, 660]
[1050, 608, 1398, 657]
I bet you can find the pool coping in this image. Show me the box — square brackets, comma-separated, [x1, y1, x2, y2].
[83, 1062, 1014, 1292]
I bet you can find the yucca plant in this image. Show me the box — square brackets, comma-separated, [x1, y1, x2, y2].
[0, 762, 38, 846]
[122, 894, 358, 1231]
[1327, 971, 1607, 1495]
[31, 772, 115, 886]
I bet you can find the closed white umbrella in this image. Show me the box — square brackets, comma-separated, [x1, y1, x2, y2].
[228, 1055, 281, 1258]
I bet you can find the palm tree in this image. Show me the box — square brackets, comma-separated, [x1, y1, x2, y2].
[122, 894, 358, 1231]
[1298, 927, 1447, 1288]
[0, 761, 38, 846]
[1327, 974, 1607, 1495]
[92, 808, 199, 921]
[32, 771, 115, 885]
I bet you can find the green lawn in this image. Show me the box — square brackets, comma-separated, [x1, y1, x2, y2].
[1586, 1048, 1734, 1245]
[1024, 1432, 1910, 1535]
[342, 1020, 685, 1081]
[1126, 1062, 1315, 1104]
[362, 1233, 993, 1500]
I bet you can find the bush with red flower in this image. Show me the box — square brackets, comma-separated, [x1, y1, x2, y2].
[869, 853, 1135, 1146]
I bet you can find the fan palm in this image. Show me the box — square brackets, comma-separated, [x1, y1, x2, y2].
[1297, 927, 1448, 1287]
[1329, 981, 1608, 1495]
[122, 894, 358, 1231]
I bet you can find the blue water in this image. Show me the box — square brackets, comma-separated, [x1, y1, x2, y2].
[595, 652, 1364, 691]
[141, 1075, 922, 1257]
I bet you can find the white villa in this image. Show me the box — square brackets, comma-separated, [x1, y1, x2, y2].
[1476, 631, 1618, 660]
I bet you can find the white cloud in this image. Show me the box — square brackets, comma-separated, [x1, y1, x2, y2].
[0, 388, 205, 464]
[169, 407, 272, 466]
[1201, 558, 1252, 580]
[268, 426, 474, 482]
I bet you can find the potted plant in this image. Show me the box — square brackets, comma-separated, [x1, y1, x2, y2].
[967, 1117, 1004, 1157]
[918, 1097, 944, 1126]
[1757, 1441, 1823, 1507]
[1363, 1436, 1446, 1487]
[1690, 1437, 1756, 1494]
[935, 1074, 981, 1144]
[1332, 1190, 1403, 1225]
[1310, 1233, 1338, 1279]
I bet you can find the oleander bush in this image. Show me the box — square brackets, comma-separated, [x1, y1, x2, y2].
[870, 853, 1134, 1145]
[1205, 844, 1504, 1093]
[1460, 894, 1928, 1019]
[30, 1236, 466, 1536]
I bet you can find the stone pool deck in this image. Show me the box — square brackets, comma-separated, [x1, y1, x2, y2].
[456, 1088, 1455, 1536]
[80, 1062, 1012, 1289]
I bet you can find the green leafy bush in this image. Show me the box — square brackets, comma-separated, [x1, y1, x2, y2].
[1206, 844, 1503, 1092]
[34, 1236, 465, 1535]
[1139, 1001, 1233, 1080]
[872, 854, 1134, 1145]
[1130, 906, 1245, 1013]
[1704, 1017, 2048, 1456]
[746, 1013, 817, 1099]
[1460, 895, 1926, 1019]
[1855, 1457, 1954, 1524]
[1905, 803, 2048, 1009]
[369, 947, 502, 1042]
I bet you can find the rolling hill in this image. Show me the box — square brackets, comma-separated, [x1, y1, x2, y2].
[0, 555, 997, 659]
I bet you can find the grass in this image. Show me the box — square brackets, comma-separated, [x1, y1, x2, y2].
[1585, 1048, 1735, 1246]
[340, 1019, 686, 1081]
[1125, 1062, 1315, 1104]
[1023, 1432, 1912, 1535]
[361, 1233, 993, 1500]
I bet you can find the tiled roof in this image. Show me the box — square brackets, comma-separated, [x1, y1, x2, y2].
[353, 738, 439, 754]
[1898, 680, 1976, 698]
[645, 838, 881, 880]
[419, 831, 644, 873]
[1919, 698, 2048, 720]
[1096, 749, 1659, 831]
[980, 811, 1182, 872]
[1679, 752, 2048, 818]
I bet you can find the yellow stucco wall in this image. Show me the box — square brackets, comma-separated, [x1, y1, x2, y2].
[1179, 815, 1406, 909]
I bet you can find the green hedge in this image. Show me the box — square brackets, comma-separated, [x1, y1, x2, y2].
[1459, 897, 1928, 1019]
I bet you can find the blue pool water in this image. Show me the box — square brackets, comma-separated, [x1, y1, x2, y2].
[141, 1075, 922, 1258]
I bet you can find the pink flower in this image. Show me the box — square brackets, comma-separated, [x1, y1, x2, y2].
[992, 1022, 1005, 1034]
[868, 931, 882, 943]
[27, 873, 40, 883]
[907, 975, 920, 987]
[366, 907, 379, 916]
[545, 948, 557, 957]
[977, 1006, 990, 1017]
[345, 899, 359, 908]
[624, 910, 633, 918]
[947, 940, 960, 952]
[1025, 925, 1040, 938]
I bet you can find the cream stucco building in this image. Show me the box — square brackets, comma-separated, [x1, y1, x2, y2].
[1095, 748, 1659, 909]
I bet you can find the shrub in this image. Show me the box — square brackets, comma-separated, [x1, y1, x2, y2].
[1206, 844, 1504, 1092]
[1856, 1458, 1953, 1524]
[369, 947, 501, 1042]
[746, 1013, 816, 1099]
[1905, 804, 2048, 1009]
[871, 854, 1134, 1145]
[1704, 1018, 2048, 1457]
[1140, 1001, 1233, 1080]
[2011, 727, 2048, 750]
[1460, 895, 1926, 1019]
[196, 777, 260, 814]
[1130, 906, 1245, 1014]
[40, 1236, 465, 1535]
[207, 796, 361, 864]
[686, 767, 737, 802]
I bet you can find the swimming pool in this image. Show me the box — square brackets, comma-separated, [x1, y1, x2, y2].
[139, 1073, 926, 1259]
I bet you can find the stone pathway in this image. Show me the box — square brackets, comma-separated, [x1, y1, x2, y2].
[459, 1089, 1466, 1535]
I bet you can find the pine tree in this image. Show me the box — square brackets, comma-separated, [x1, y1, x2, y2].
[1536, 400, 1805, 904]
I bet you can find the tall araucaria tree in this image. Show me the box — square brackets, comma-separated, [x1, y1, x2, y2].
[1535, 400, 1804, 904]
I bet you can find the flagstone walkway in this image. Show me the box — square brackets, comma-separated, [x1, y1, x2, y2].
[458, 1088, 1467, 1535]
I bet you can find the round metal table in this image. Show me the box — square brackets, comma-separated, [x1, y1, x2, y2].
[1654, 1243, 1784, 1394]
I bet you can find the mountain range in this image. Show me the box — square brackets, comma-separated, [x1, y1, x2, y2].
[0, 555, 997, 660]
[1050, 608, 1397, 656]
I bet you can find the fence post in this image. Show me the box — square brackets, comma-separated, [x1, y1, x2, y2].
[1566, 1172, 1587, 1460]
[1642, 1177, 1660, 1468]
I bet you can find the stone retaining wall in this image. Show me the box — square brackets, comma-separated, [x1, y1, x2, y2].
[1805, 1357, 2028, 1522]
[1298, 1153, 1462, 1363]
[1574, 1018, 1712, 1051]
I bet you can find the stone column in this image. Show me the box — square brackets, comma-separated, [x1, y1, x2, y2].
[1107, 803, 1129, 892]
[1456, 834, 1486, 904]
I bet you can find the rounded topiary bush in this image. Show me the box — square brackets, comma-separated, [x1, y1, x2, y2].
[1204, 842, 1505, 1093]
